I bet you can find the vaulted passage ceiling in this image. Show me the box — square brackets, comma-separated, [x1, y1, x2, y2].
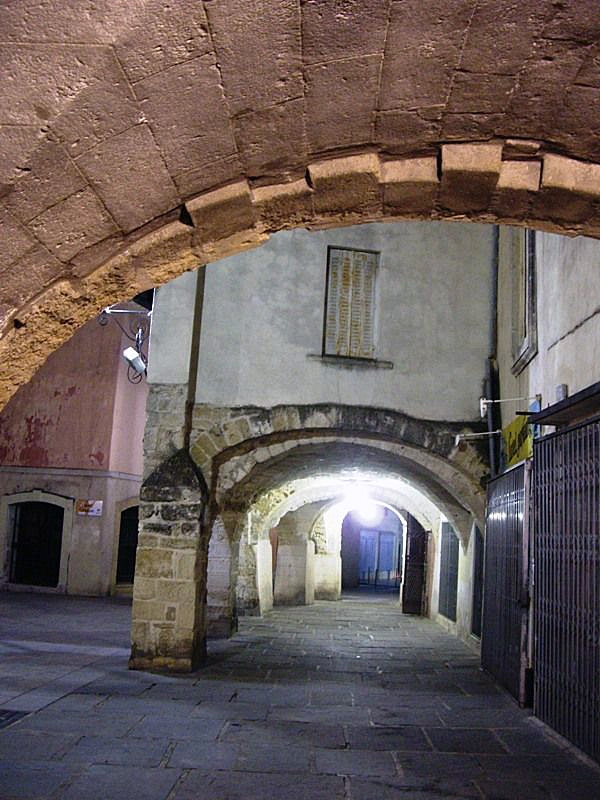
[3, 0, 600, 405]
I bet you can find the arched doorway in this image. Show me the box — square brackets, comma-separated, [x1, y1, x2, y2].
[340, 505, 404, 593]
[1, 491, 73, 591]
[115, 504, 139, 587]
[9, 501, 64, 587]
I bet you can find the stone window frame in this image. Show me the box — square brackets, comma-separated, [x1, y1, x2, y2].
[322, 245, 379, 362]
[511, 229, 538, 376]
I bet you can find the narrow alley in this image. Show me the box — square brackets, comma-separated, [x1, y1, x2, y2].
[0, 594, 598, 800]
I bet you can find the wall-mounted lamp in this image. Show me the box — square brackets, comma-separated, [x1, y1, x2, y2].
[122, 346, 146, 376]
[98, 297, 152, 384]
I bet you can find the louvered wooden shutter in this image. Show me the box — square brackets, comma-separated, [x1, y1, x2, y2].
[325, 248, 377, 357]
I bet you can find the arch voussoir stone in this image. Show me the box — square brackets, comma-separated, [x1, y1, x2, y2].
[4, 142, 600, 409]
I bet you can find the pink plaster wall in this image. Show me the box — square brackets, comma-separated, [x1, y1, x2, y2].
[0, 315, 147, 474]
[109, 335, 148, 475]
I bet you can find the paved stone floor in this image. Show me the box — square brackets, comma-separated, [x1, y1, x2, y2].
[0, 593, 598, 800]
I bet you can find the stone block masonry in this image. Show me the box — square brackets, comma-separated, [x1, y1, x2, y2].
[130, 448, 207, 673]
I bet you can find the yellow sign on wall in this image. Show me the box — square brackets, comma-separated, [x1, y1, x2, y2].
[502, 415, 533, 467]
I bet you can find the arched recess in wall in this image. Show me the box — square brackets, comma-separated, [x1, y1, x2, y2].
[4, 143, 600, 410]
[0, 490, 74, 592]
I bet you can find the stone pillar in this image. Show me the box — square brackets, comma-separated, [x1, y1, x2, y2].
[255, 538, 274, 615]
[314, 553, 342, 600]
[206, 515, 238, 638]
[130, 269, 209, 672]
[274, 539, 315, 606]
[130, 449, 207, 672]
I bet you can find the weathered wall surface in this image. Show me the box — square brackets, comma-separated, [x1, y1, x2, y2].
[193, 222, 494, 421]
[0, 308, 146, 597]
[0, 469, 140, 595]
[0, 318, 119, 470]
[0, 312, 147, 474]
[497, 229, 600, 422]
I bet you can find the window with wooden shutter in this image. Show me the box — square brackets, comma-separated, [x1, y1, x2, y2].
[323, 247, 377, 359]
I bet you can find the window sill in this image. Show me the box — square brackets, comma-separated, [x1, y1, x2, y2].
[307, 354, 394, 369]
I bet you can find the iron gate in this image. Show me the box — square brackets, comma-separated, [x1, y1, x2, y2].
[482, 463, 531, 705]
[402, 514, 428, 614]
[534, 420, 600, 762]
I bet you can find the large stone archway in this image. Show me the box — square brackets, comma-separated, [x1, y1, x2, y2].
[3, 1, 600, 405]
[131, 400, 487, 670]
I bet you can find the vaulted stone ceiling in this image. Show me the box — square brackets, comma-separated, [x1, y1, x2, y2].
[2, 0, 600, 405]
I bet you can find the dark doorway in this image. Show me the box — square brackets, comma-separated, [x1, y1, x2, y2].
[115, 505, 139, 584]
[9, 501, 64, 587]
[402, 514, 428, 614]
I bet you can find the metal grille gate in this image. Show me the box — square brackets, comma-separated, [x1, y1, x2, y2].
[482, 464, 531, 705]
[534, 420, 600, 762]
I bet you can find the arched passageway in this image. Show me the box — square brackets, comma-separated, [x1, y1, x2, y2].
[3, 2, 600, 772]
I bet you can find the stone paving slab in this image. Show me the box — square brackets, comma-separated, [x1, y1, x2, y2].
[59, 764, 181, 800]
[0, 593, 598, 800]
[171, 770, 347, 800]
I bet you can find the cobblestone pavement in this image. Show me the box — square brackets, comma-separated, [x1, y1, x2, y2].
[0, 593, 598, 799]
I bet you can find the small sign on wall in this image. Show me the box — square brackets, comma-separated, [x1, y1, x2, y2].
[76, 500, 103, 517]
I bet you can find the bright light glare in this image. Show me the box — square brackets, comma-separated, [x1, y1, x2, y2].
[345, 489, 383, 526]
[354, 500, 381, 525]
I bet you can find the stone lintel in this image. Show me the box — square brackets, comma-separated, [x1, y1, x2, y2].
[491, 160, 541, 218]
[532, 154, 600, 224]
[542, 154, 600, 197]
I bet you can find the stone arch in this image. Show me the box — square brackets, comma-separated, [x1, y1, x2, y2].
[206, 450, 449, 633]
[193, 403, 488, 534]
[4, 1, 600, 402]
[197, 414, 484, 634]
[4, 144, 600, 408]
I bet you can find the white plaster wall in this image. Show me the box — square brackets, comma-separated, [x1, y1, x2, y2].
[147, 270, 199, 385]
[207, 517, 233, 628]
[456, 534, 474, 641]
[192, 222, 494, 421]
[429, 518, 442, 619]
[306, 540, 315, 605]
[498, 228, 600, 423]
